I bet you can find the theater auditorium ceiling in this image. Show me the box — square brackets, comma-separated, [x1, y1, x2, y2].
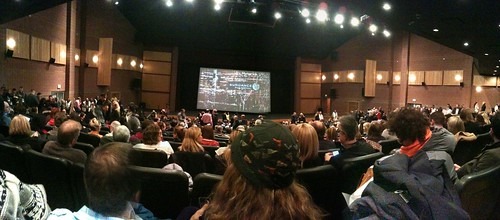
[2, 0, 499, 76]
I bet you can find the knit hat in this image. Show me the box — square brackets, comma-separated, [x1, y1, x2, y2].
[231, 120, 300, 189]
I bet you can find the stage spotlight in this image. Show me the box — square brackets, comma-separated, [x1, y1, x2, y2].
[315, 9, 328, 22]
[350, 17, 360, 27]
[334, 14, 344, 24]
[274, 12, 282, 19]
[369, 24, 378, 33]
[301, 8, 310, 17]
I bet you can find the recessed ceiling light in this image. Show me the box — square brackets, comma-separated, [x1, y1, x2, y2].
[463, 42, 469, 46]
[494, 70, 497, 72]
[251, 7, 257, 14]
[306, 18, 311, 23]
[433, 28, 439, 32]
[214, 4, 221, 11]
[334, 14, 344, 24]
[382, 3, 391, 11]
[369, 24, 378, 32]
[350, 17, 360, 27]
[383, 29, 391, 37]
[301, 8, 310, 17]
[274, 12, 282, 20]
[484, 53, 489, 56]
[496, 65, 499, 68]
[166, 0, 173, 7]
[114, 1, 119, 5]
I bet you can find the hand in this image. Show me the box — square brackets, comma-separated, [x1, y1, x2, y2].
[324, 152, 333, 162]
[190, 203, 208, 220]
[454, 164, 461, 171]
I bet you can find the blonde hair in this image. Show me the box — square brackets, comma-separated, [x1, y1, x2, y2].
[326, 126, 338, 141]
[205, 163, 323, 220]
[179, 126, 204, 152]
[9, 115, 32, 137]
[447, 116, 465, 135]
[292, 123, 319, 166]
[89, 118, 101, 131]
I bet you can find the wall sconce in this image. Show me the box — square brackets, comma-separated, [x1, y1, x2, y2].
[130, 60, 137, 67]
[75, 54, 80, 61]
[117, 58, 123, 66]
[92, 55, 99, 63]
[6, 38, 16, 49]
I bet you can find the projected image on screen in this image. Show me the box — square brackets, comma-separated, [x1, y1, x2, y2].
[197, 67, 271, 113]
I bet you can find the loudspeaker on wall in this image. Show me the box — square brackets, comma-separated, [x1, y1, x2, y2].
[330, 88, 337, 99]
[460, 82, 464, 87]
[49, 58, 55, 64]
[5, 49, 13, 58]
[421, 82, 426, 86]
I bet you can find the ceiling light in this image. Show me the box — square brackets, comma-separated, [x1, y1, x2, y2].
[369, 24, 378, 33]
[484, 53, 489, 56]
[334, 14, 344, 24]
[251, 7, 257, 14]
[340, 24, 344, 29]
[348, 72, 355, 80]
[6, 38, 16, 49]
[383, 29, 391, 37]
[306, 18, 311, 23]
[166, 0, 173, 7]
[494, 70, 498, 73]
[301, 8, 310, 17]
[382, 3, 391, 11]
[186, 0, 194, 3]
[130, 60, 137, 67]
[433, 28, 439, 32]
[463, 42, 469, 46]
[475, 86, 482, 93]
[274, 12, 282, 19]
[496, 66, 499, 68]
[350, 17, 360, 27]
[214, 4, 221, 11]
[92, 55, 99, 64]
[316, 9, 328, 22]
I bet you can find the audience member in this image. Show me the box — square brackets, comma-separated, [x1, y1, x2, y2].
[460, 108, 482, 134]
[193, 121, 323, 219]
[48, 142, 155, 219]
[325, 115, 378, 169]
[199, 125, 219, 147]
[428, 111, 456, 154]
[179, 127, 205, 153]
[325, 126, 338, 142]
[173, 125, 186, 142]
[456, 112, 500, 178]
[365, 122, 386, 143]
[88, 118, 103, 138]
[448, 116, 477, 142]
[292, 123, 322, 168]
[6, 115, 44, 151]
[42, 120, 87, 164]
[133, 124, 173, 156]
[310, 121, 337, 150]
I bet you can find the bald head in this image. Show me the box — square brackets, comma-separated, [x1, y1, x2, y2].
[57, 120, 82, 146]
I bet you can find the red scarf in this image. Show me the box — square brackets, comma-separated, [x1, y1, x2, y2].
[400, 128, 432, 157]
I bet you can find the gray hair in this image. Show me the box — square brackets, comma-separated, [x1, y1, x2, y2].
[113, 125, 130, 143]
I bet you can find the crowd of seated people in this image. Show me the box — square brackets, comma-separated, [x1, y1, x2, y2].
[1, 86, 499, 219]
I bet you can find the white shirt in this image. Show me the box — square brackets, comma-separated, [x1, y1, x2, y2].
[133, 141, 174, 156]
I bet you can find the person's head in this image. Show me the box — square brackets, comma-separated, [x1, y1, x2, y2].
[388, 108, 430, 145]
[57, 120, 82, 146]
[173, 125, 186, 141]
[180, 126, 204, 152]
[490, 112, 500, 140]
[9, 115, 32, 137]
[310, 121, 326, 140]
[142, 124, 162, 145]
[292, 123, 319, 164]
[109, 121, 121, 133]
[459, 108, 475, 123]
[367, 122, 384, 138]
[201, 125, 215, 139]
[337, 115, 358, 143]
[54, 112, 68, 128]
[113, 125, 130, 143]
[480, 112, 491, 125]
[254, 119, 262, 125]
[205, 121, 322, 219]
[85, 142, 139, 217]
[111, 100, 120, 111]
[430, 111, 446, 127]
[89, 118, 101, 132]
[447, 116, 465, 135]
[228, 129, 242, 145]
[140, 120, 154, 132]
[326, 126, 338, 141]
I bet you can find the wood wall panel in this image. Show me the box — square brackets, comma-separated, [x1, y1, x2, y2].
[142, 74, 170, 92]
[50, 42, 66, 65]
[364, 60, 376, 97]
[473, 75, 497, 86]
[97, 38, 113, 86]
[141, 92, 170, 109]
[6, 29, 30, 59]
[376, 71, 389, 84]
[443, 70, 463, 86]
[300, 83, 321, 98]
[300, 72, 321, 83]
[393, 71, 401, 85]
[337, 71, 348, 83]
[300, 99, 320, 114]
[74, 48, 80, 66]
[30, 37, 50, 62]
[424, 71, 443, 85]
[143, 61, 172, 75]
[143, 51, 171, 62]
[408, 71, 424, 85]
[301, 63, 321, 72]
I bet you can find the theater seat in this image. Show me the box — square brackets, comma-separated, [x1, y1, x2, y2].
[73, 142, 95, 156]
[130, 148, 169, 168]
[296, 165, 347, 219]
[452, 133, 491, 166]
[340, 152, 385, 194]
[190, 173, 222, 206]
[77, 132, 100, 147]
[70, 162, 87, 210]
[0, 141, 30, 182]
[455, 164, 500, 220]
[378, 139, 400, 155]
[129, 165, 190, 219]
[24, 150, 78, 210]
[173, 151, 214, 178]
